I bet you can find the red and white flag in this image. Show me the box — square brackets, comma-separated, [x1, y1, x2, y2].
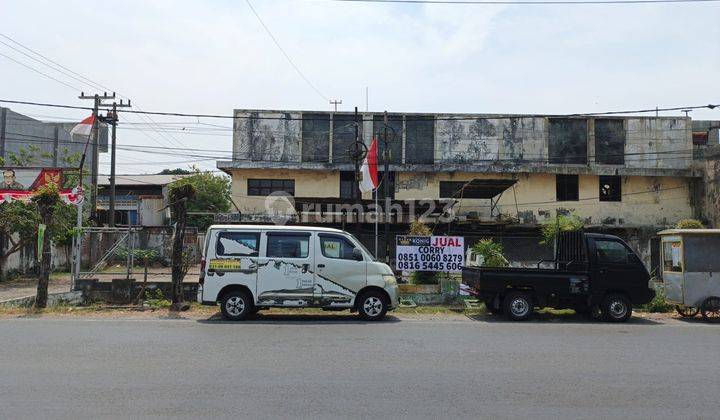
[359, 137, 379, 193]
[70, 114, 96, 137]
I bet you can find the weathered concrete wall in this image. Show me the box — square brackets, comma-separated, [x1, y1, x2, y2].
[233, 110, 301, 162]
[625, 118, 691, 170]
[1, 234, 71, 277]
[393, 171, 692, 228]
[695, 145, 720, 228]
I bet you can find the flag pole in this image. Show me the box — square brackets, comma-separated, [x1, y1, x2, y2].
[374, 185, 379, 259]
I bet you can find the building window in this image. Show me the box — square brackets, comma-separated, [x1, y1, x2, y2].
[373, 115, 403, 164]
[405, 116, 434, 164]
[594, 119, 625, 164]
[548, 119, 588, 164]
[332, 114, 360, 164]
[556, 174, 579, 201]
[302, 113, 330, 162]
[599, 175, 621, 202]
[247, 179, 295, 196]
[440, 181, 482, 199]
[339, 171, 358, 199]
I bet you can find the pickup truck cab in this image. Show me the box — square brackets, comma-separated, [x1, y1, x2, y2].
[198, 225, 399, 321]
[462, 232, 655, 322]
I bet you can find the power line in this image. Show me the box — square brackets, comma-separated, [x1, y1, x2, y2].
[332, 0, 720, 4]
[245, 0, 329, 102]
[0, 52, 83, 91]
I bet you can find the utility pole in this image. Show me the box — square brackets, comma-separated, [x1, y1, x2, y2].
[330, 99, 342, 112]
[382, 111, 394, 263]
[105, 100, 131, 227]
[78, 92, 130, 225]
[347, 107, 367, 234]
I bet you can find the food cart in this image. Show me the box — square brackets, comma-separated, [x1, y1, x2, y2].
[659, 229, 720, 322]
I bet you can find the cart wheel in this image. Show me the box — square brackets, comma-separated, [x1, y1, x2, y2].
[700, 297, 720, 323]
[675, 306, 699, 318]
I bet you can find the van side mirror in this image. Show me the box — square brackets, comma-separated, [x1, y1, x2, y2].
[352, 248, 363, 261]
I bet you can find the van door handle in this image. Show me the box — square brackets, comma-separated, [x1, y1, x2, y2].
[317, 264, 325, 268]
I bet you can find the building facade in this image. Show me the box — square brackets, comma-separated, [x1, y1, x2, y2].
[218, 109, 708, 269]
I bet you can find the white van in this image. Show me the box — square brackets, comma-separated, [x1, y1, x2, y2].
[198, 225, 399, 321]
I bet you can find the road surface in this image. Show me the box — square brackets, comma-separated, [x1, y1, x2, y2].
[1, 315, 718, 419]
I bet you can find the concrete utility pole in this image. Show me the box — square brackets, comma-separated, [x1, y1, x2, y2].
[78, 92, 130, 225]
[105, 100, 132, 227]
[382, 111, 395, 263]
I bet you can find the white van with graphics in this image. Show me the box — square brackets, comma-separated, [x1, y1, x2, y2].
[199, 225, 399, 321]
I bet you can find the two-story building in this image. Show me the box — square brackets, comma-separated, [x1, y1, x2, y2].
[218, 109, 704, 270]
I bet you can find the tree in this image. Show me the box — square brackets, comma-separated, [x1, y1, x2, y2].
[170, 170, 231, 231]
[168, 182, 197, 310]
[31, 184, 62, 308]
[676, 219, 704, 229]
[470, 238, 509, 267]
[0, 201, 39, 274]
[158, 168, 192, 175]
[408, 220, 438, 285]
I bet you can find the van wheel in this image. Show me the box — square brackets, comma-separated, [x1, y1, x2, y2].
[601, 293, 632, 322]
[358, 291, 388, 321]
[503, 292, 534, 321]
[220, 289, 254, 321]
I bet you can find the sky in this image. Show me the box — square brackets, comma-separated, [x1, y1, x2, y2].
[0, 0, 718, 175]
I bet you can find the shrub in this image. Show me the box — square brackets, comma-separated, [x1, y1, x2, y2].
[470, 238, 509, 267]
[408, 220, 437, 285]
[640, 288, 673, 313]
[676, 219, 704, 229]
[144, 289, 171, 309]
[541, 213, 584, 245]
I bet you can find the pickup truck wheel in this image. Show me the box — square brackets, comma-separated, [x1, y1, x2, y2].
[503, 292, 533, 321]
[601, 294, 632, 322]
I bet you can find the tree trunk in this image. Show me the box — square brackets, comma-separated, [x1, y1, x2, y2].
[170, 200, 187, 307]
[34, 211, 53, 309]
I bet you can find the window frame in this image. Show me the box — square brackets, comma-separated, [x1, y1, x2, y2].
[215, 231, 261, 257]
[556, 174, 579, 202]
[318, 233, 361, 261]
[662, 240, 683, 273]
[247, 178, 295, 197]
[599, 175, 622, 202]
[265, 231, 311, 259]
[593, 239, 631, 265]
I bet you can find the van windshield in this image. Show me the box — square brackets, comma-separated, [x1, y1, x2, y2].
[347, 233, 376, 261]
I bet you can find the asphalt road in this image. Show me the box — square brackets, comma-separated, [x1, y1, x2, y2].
[1, 315, 719, 419]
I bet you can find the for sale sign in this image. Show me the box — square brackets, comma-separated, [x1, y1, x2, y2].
[396, 236, 464, 273]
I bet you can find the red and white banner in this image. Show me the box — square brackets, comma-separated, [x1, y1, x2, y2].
[0, 168, 83, 205]
[359, 137, 379, 193]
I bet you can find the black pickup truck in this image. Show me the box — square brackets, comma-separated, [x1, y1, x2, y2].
[462, 232, 655, 322]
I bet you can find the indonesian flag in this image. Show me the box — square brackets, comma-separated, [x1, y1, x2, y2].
[70, 114, 96, 137]
[359, 137, 379, 193]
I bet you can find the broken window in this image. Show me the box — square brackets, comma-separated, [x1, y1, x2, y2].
[247, 179, 295, 196]
[548, 119, 588, 164]
[556, 174, 579, 201]
[595, 119, 625, 164]
[405, 116, 434, 164]
[339, 171, 358, 199]
[599, 175, 621, 202]
[440, 181, 474, 199]
[373, 115, 403, 164]
[302, 113, 330, 162]
[332, 114, 360, 164]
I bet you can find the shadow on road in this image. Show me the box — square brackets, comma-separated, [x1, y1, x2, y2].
[197, 312, 402, 325]
[466, 312, 665, 325]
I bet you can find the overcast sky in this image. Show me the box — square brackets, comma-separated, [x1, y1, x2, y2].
[0, 0, 718, 174]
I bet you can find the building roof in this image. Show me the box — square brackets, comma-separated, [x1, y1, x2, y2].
[657, 229, 720, 235]
[97, 174, 190, 187]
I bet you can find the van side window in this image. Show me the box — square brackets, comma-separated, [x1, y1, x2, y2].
[595, 240, 629, 264]
[320, 234, 358, 260]
[267, 234, 309, 258]
[217, 232, 260, 256]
